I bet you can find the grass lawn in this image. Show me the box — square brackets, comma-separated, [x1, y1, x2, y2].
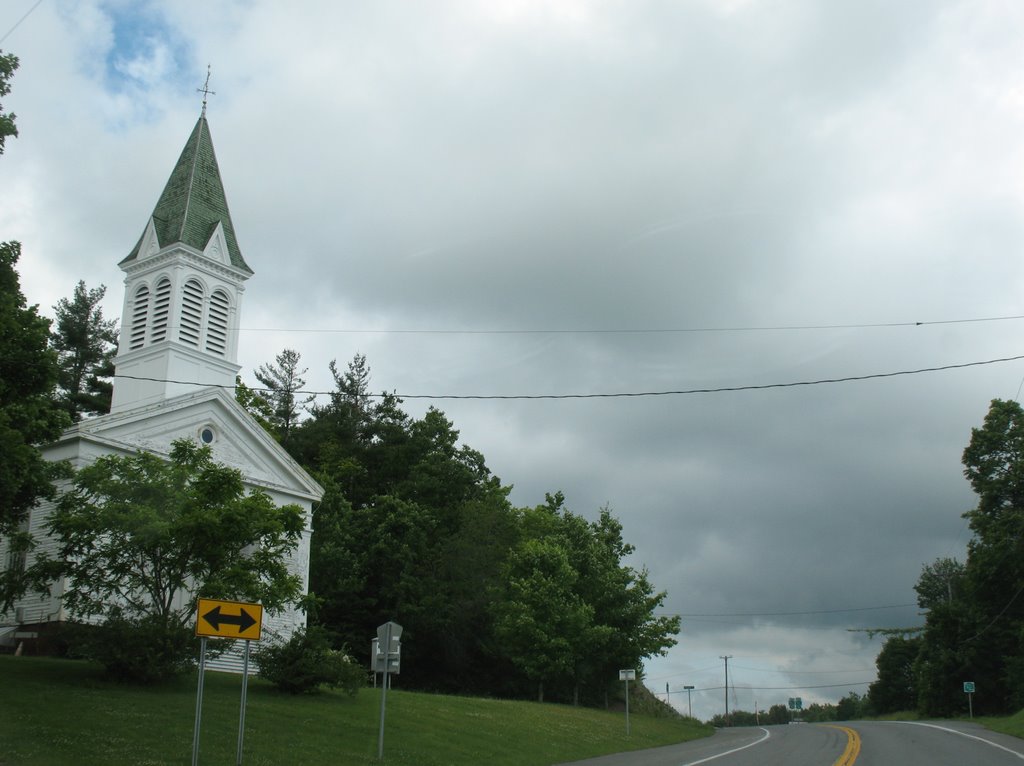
[979, 708, 1024, 739]
[0, 656, 711, 765]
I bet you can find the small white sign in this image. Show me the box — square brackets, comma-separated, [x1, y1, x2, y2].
[619, 669, 636, 681]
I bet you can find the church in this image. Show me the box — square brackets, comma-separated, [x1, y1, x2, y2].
[0, 109, 323, 666]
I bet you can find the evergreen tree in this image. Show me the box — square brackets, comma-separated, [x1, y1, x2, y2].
[51, 281, 118, 420]
[254, 348, 314, 444]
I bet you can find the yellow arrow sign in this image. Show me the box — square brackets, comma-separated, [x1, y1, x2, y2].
[195, 598, 263, 641]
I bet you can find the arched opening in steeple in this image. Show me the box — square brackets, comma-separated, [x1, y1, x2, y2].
[206, 289, 230, 356]
[151, 277, 172, 343]
[179, 278, 204, 347]
[129, 285, 149, 350]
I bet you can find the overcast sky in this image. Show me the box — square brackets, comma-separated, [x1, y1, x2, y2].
[3, 0, 1023, 720]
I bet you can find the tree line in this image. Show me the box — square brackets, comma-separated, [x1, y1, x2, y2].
[866, 398, 1024, 717]
[243, 350, 681, 704]
[707, 691, 868, 726]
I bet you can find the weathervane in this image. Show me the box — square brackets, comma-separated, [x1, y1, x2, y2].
[198, 65, 215, 116]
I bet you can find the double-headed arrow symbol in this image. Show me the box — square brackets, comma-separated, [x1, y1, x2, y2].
[202, 604, 257, 634]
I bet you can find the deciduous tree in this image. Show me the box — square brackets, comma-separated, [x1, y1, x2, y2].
[0, 242, 69, 608]
[868, 635, 920, 714]
[29, 439, 305, 680]
[0, 50, 18, 153]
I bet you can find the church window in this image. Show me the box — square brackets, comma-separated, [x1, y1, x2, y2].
[199, 426, 216, 445]
[179, 279, 204, 347]
[151, 277, 172, 343]
[206, 289, 230, 356]
[129, 285, 149, 350]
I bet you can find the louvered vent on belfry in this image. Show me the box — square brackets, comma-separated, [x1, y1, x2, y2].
[151, 277, 172, 343]
[129, 285, 149, 350]
[206, 290, 229, 356]
[179, 279, 204, 347]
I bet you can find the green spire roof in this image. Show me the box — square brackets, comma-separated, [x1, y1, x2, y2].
[122, 115, 251, 274]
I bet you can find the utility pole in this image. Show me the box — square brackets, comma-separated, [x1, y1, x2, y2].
[720, 655, 733, 726]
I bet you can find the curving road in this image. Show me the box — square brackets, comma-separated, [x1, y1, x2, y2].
[556, 720, 1024, 766]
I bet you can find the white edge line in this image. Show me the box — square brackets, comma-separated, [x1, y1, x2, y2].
[890, 722, 1024, 760]
[679, 727, 772, 766]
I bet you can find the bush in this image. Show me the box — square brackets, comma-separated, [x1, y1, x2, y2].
[70, 612, 197, 683]
[255, 626, 364, 695]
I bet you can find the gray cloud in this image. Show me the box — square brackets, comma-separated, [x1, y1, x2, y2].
[2, 0, 1021, 718]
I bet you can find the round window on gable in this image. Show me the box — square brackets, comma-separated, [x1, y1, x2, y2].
[200, 426, 216, 445]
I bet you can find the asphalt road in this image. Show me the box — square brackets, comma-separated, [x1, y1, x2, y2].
[556, 720, 1024, 766]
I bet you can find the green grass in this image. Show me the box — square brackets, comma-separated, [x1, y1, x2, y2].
[979, 708, 1024, 739]
[0, 656, 711, 765]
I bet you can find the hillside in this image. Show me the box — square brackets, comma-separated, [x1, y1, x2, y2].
[0, 656, 711, 765]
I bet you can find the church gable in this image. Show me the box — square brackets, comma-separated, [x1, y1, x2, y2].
[69, 389, 322, 502]
[203, 221, 231, 266]
[136, 218, 161, 261]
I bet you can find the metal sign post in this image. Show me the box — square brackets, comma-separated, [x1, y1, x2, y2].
[684, 685, 695, 718]
[237, 640, 251, 766]
[964, 681, 975, 719]
[376, 621, 403, 761]
[192, 598, 264, 766]
[192, 636, 208, 766]
[619, 669, 636, 736]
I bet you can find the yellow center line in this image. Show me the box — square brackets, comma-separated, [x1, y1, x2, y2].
[824, 725, 861, 766]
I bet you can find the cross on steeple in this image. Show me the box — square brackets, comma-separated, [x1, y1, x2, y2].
[198, 65, 215, 117]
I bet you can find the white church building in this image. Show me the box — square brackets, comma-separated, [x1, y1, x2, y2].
[0, 111, 323, 662]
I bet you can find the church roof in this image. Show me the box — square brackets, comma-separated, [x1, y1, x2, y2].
[121, 115, 252, 274]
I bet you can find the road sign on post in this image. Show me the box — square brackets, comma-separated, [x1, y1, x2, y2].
[377, 621, 403, 761]
[192, 598, 264, 766]
[964, 681, 975, 719]
[619, 670, 636, 736]
[195, 598, 263, 640]
[372, 634, 402, 675]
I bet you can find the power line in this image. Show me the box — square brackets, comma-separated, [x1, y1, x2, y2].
[395, 356, 1024, 400]
[231, 313, 1024, 335]
[691, 681, 873, 692]
[113, 352, 1024, 401]
[664, 603, 917, 618]
[0, 0, 44, 45]
[729, 664, 876, 675]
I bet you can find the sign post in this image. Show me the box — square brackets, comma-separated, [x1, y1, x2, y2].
[376, 621, 403, 761]
[619, 669, 636, 736]
[964, 681, 975, 719]
[192, 598, 264, 766]
[684, 685, 695, 718]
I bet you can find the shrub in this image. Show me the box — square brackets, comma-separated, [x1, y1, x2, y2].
[70, 612, 197, 683]
[255, 626, 363, 695]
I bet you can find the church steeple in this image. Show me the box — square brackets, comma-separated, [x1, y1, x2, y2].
[121, 115, 250, 274]
[110, 113, 252, 414]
